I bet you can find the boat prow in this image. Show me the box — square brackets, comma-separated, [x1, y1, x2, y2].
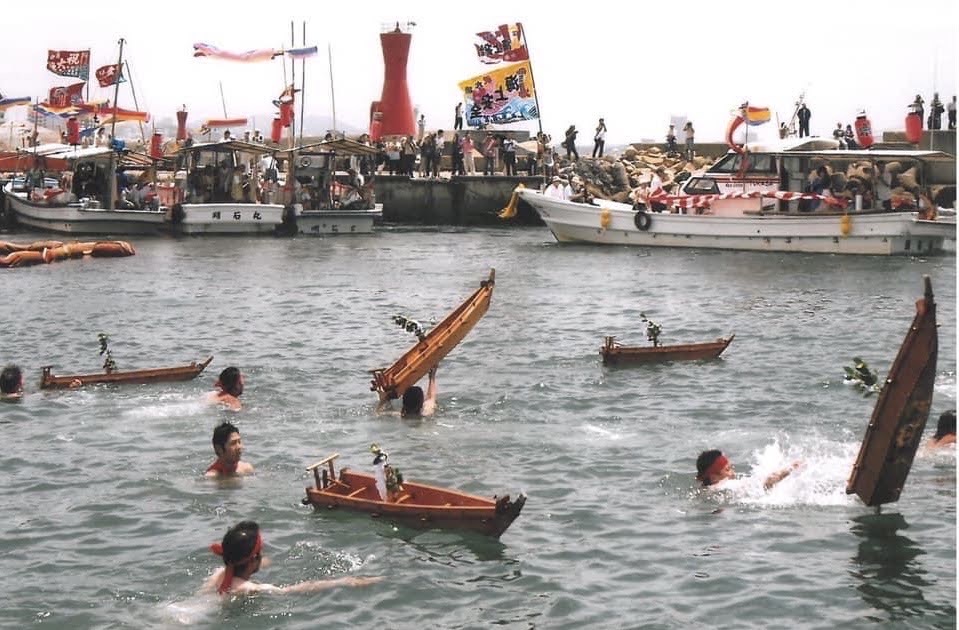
[303, 453, 525, 537]
[40, 355, 214, 389]
[600, 334, 734, 365]
[370, 269, 496, 399]
[846, 276, 938, 507]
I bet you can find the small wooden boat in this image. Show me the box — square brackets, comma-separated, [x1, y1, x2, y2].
[370, 269, 496, 400]
[846, 276, 938, 507]
[600, 334, 734, 365]
[40, 356, 214, 389]
[303, 453, 526, 537]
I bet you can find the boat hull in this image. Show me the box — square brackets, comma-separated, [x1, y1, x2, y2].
[295, 203, 382, 235]
[5, 188, 165, 236]
[304, 469, 525, 537]
[846, 277, 938, 506]
[370, 269, 495, 399]
[519, 191, 955, 256]
[601, 335, 734, 365]
[173, 202, 285, 235]
[40, 356, 213, 389]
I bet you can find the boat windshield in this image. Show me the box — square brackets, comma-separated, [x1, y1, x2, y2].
[709, 153, 776, 174]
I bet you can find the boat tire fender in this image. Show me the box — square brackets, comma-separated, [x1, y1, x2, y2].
[170, 203, 185, 224]
[634, 210, 652, 231]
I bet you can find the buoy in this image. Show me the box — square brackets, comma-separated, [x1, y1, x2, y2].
[840, 213, 852, 236]
[599, 208, 612, 230]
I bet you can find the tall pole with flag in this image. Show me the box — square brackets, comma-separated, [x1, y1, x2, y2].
[108, 38, 125, 210]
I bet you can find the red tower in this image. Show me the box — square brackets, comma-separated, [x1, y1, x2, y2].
[370, 23, 415, 140]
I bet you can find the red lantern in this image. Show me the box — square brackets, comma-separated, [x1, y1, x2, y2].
[279, 101, 294, 128]
[150, 132, 163, 158]
[66, 117, 80, 145]
[854, 113, 874, 149]
[176, 108, 188, 141]
[270, 117, 283, 143]
[905, 112, 922, 144]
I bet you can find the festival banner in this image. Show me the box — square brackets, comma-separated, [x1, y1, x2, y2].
[474, 23, 528, 65]
[95, 64, 126, 87]
[76, 103, 150, 123]
[46, 49, 91, 79]
[192, 42, 279, 63]
[458, 61, 537, 127]
[0, 96, 33, 111]
[48, 82, 85, 108]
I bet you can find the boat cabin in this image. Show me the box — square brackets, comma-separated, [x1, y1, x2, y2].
[284, 138, 380, 210]
[173, 140, 276, 205]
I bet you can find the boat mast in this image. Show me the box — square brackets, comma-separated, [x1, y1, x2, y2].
[299, 20, 306, 146]
[122, 60, 146, 145]
[329, 43, 337, 137]
[516, 23, 543, 137]
[289, 20, 296, 151]
[107, 37, 125, 210]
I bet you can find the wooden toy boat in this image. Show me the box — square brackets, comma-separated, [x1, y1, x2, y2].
[370, 269, 495, 400]
[600, 334, 734, 365]
[303, 453, 525, 537]
[40, 356, 213, 389]
[846, 276, 938, 507]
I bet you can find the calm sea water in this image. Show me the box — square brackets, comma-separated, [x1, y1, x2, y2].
[1, 227, 955, 629]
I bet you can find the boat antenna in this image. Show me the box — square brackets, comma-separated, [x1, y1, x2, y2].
[218, 80, 228, 118]
[107, 37, 126, 210]
[299, 20, 307, 146]
[289, 20, 296, 150]
[329, 43, 337, 137]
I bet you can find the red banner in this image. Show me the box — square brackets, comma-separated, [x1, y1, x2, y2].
[474, 23, 528, 65]
[95, 64, 124, 87]
[48, 82, 85, 108]
[46, 50, 91, 79]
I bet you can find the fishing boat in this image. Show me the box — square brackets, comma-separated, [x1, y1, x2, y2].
[517, 139, 956, 255]
[846, 276, 938, 507]
[303, 453, 526, 537]
[370, 269, 495, 400]
[3, 145, 166, 235]
[600, 334, 734, 366]
[282, 138, 383, 235]
[40, 356, 213, 389]
[165, 139, 285, 235]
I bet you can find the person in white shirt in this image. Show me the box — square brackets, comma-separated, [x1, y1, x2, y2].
[544, 176, 569, 200]
[592, 118, 607, 158]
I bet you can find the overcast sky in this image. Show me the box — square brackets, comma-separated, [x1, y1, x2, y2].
[1, 0, 956, 143]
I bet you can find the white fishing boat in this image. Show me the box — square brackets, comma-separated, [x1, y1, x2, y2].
[3, 145, 166, 235]
[165, 139, 285, 235]
[518, 139, 955, 256]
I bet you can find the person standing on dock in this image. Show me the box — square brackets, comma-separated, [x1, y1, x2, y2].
[454, 102, 463, 130]
[563, 125, 579, 160]
[592, 118, 607, 158]
[417, 114, 426, 141]
[797, 102, 811, 138]
[482, 132, 497, 176]
[947, 95, 956, 130]
[201, 521, 381, 595]
[205, 421, 254, 478]
[461, 132, 476, 175]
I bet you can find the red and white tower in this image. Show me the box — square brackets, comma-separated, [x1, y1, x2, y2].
[370, 22, 415, 141]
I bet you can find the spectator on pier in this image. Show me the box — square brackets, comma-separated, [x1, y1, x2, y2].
[0, 365, 24, 400]
[683, 122, 695, 160]
[201, 521, 381, 595]
[910, 94, 925, 129]
[563, 125, 579, 160]
[696, 449, 801, 491]
[418, 133, 433, 178]
[948, 95, 956, 130]
[205, 422, 254, 478]
[592, 118, 607, 158]
[543, 146, 555, 179]
[843, 124, 858, 150]
[665, 124, 678, 156]
[461, 132, 476, 175]
[928, 93, 945, 130]
[207, 366, 244, 411]
[832, 123, 845, 148]
[482, 132, 497, 176]
[402, 136, 417, 177]
[502, 136, 517, 176]
[433, 130, 446, 177]
[417, 114, 425, 142]
[927, 410, 956, 448]
[797, 102, 811, 137]
[451, 133, 465, 175]
[454, 102, 463, 130]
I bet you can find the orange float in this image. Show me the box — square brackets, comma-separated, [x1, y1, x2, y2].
[0, 251, 45, 267]
[90, 241, 136, 257]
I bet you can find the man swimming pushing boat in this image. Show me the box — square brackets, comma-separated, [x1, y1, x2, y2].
[200, 521, 381, 595]
[207, 366, 244, 411]
[696, 449, 801, 491]
[377, 364, 437, 418]
[0, 364, 24, 400]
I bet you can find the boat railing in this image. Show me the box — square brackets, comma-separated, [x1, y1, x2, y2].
[306, 453, 340, 488]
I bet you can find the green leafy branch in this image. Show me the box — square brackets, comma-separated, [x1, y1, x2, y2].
[98, 333, 117, 373]
[640, 312, 662, 347]
[843, 357, 879, 396]
[392, 315, 429, 341]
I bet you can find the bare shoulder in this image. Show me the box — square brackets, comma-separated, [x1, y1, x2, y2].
[237, 461, 255, 475]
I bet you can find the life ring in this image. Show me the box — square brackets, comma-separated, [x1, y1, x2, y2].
[634, 211, 652, 231]
[599, 208, 612, 230]
[299, 156, 312, 168]
[839, 213, 852, 236]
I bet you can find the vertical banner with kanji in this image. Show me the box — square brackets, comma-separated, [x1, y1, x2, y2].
[458, 61, 537, 127]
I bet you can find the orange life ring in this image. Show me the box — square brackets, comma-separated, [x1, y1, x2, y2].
[0, 250, 45, 268]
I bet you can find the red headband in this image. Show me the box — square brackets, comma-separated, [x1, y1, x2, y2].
[699, 454, 729, 484]
[210, 532, 263, 594]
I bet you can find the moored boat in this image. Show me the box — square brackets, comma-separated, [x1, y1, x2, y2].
[40, 356, 213, 389]
[303, 453, 526, 537]
[846, 276, 938, 507]
[370, 269, 495, 400]
[600, 334, 734, 365]
[518, 140, 955, 256]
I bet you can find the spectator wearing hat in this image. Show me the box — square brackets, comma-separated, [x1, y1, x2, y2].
[544, 175, 568, 200]
[563, 125, 579, 160]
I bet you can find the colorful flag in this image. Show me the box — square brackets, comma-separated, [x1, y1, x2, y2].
[737, 103, 771, 126]
[95, 64, 125, 87]
[474, 23, 528, 65]
[0, 96, 32, 111]
[192, 42, 279, 63]
[457, 61, 537, 127]
[47, 49, 91, 79]
[285, 46, 318, 60]
[48, 82, 85, 108]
